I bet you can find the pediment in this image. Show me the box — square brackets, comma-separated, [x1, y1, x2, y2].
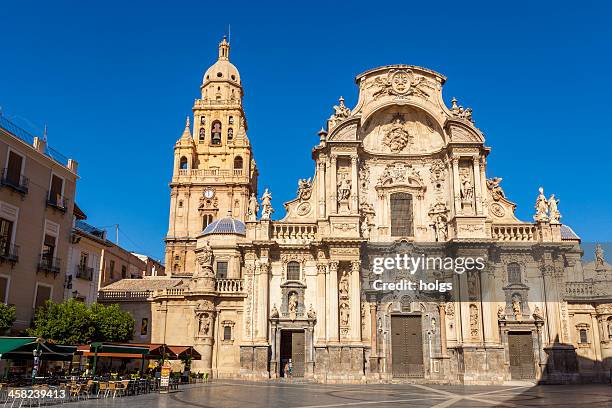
[445, 121, 484, 143]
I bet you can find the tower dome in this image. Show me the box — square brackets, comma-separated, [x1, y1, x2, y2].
[202, 216, 246, 236]
[202, 37, 241, 86]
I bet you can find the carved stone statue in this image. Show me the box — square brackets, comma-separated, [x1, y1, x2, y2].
[339, 271, 349, 297]
[260, 189, 274, 220]
[332, 96, 350, 118]
[297, 178, 312, 201]
[247, 193, 259, 221]
[486, 177, 505, 201]
[532, 306, 543, 320]
[512, 295, 522, 319]
[197, 241, 213, 268]
[595, 244, 605, 269]
[497, 305, 506, 321]
[339, 302, 349, 326]
[433, 215, 448, 242]
[534, 187, 549, 222]
[548, 194, 561, 223]
[307, 304, 316, 320]
[271, 304, 279, 319]
[198, 312, 212, 336]
[460, 173, 474, 200]
[288, 292, 298, 318]
[337, 178, 351, 202]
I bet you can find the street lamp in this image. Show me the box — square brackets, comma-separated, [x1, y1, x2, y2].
[31, 338, 44, 385]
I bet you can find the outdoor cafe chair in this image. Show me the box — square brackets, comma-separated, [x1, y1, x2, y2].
[96, 382, 109, 399]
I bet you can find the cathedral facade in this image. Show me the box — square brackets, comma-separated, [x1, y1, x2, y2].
[99, 38, 612, 384]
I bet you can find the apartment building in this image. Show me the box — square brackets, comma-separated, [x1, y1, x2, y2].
[131, 253, 165, 277]
[0, 115, 78, 331]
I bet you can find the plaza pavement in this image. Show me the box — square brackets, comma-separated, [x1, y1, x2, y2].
[74, 380, 612, 407]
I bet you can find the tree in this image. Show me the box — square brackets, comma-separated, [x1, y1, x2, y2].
[0, 303, 16, 334]
[27, 299, 135, 344]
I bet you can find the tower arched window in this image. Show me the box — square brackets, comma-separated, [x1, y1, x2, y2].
[228, 116, 234, 125]
[390, 192, 413, 236]
[179, 156, 188, 170]
[202, 214, 214, 229]
[234, 156, 243, 170]
[507, 263, 521, 284]
[228, 128, 234, 140]
[287, 261, 300, 281]
[211, 121, 222, 145]
[199, 128, 205, 142]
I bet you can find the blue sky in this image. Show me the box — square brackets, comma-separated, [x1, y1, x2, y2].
[1, 1, 610, 261]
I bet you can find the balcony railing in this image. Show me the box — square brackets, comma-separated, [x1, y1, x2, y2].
[272, 223, 318, 244]
[0, 243, 19, 264]
[491, 224, 538, 242]
[98, 290, 153, 301]
[38, 255, 61, 277]
[565, 281, 596, 298]
[175, 168, 244, 179]
[216, 279, 244, 293]
[0, 169, 29, 194]
[46, 191, 68, 212]
[75, 264, 94, 281]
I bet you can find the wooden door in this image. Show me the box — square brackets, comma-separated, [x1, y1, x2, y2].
[508, 332, 535, 379]
[391, 315, 424, 378]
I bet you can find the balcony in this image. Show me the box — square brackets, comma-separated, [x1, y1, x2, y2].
[46, 192, 68, 212]
[174, 168, 245, 182]
[75, 264, 94, 281]
[491, 224, 538, 242]
[272, 223, 318, 244]
[0, 243, 19, 265]
[0, 169, 29, 195]
[216, 279, 244, 293]
[37, 255, 61, 277]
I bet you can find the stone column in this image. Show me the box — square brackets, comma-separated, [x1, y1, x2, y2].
[452, 158, 461, 215]
[316, 263, 327, 343]
[328, 261, 339, 342]
[472, 157, 483, 215]
[350, 156, 358, 213]
[369, 303, 378, 373]
[479, 157, 487, 217]
[330, 155, 338, 215]
[439, 304, 447, 355]
[318, 158, 326, 219]
[591, 313, 602, 362]
[481, 269, 497, 344]
[256, 261, 270, 341]
[350, 260, 361, 342]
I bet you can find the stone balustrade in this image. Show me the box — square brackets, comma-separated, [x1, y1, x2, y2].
[98, 290, 153, 301]
[216, 279, 244, 293]
[271, 223, 318, 244]
[491, 224, 538, 242]
[175, 168, 243, 180]
[565, 281, 596, 298]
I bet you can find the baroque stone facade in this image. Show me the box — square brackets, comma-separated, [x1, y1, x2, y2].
[98, 39, 611, 384]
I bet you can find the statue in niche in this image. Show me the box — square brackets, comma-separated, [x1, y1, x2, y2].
[595, 244, 605, 269]
[337, 177, 351, 202]
[260, 189, 274, 220]
[433, 215, 448, 242]
[534, 187, 549, 222]
[198, 312, 212, 336]
[469, 305, 479, 337]
[548, 194, 561, 223]
[340, 302, 350, 326]
[247, 193, 259, 221]
[532, 306, 544, 320]
[339, 271, 350, 297]
[460, 172, 474, 200]
[512, 295, 522, 319]
[497, 305, 506, 321]
[288, 292, 298, 318]
[271, 304, 279, 319]
[486, 177, 505, 201]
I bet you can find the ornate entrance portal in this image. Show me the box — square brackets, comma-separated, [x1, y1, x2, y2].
[280, 330, 305, 377]
[508, 332, 535, 379]
[391, 315, 424, 378]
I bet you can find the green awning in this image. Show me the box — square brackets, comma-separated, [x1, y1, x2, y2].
[0, 337, 37, 354]
[90, 342, 149, 355]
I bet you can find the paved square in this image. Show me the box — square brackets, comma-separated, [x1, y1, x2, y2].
[75, 381, 612, 407]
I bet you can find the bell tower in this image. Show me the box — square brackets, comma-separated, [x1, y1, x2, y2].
[165, 37, 258, 276]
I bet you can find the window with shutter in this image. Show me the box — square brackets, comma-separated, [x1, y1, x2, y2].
[390, 193, 413, 236]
